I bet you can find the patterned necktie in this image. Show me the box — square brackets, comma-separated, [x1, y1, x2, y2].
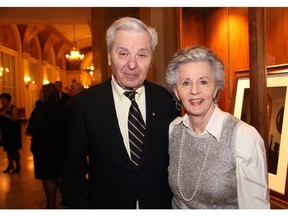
[124, 91, 146, 167]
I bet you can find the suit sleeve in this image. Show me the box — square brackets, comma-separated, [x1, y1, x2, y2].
[61, 100, 90, 208]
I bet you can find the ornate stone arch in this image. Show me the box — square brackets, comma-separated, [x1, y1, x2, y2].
[9, 24, 22, 52]
[0, 25, 19, 51]
[42, 33, 61, 65]
[23, 24, 46, 60]
[56, 42, 70, 70]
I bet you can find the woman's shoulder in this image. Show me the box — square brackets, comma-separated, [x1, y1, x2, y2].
[237, 120, 262, 139]
[235, 119, 264, 157]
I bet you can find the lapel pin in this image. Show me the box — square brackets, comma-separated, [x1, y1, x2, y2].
[152, 112, 156, 116]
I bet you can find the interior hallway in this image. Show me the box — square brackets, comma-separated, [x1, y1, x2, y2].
[0, 122, 62, 209]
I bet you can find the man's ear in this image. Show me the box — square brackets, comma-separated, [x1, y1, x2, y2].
[108, 53, 111, 66]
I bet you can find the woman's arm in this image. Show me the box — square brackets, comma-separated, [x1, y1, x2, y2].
[0, 106, 18, 121]
[236, 121, 270, 209]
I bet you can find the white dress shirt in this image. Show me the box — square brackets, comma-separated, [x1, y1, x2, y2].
[111, 75, 146, 158]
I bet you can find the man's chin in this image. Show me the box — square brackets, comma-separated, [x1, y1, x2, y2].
[122, 81, 143, 90]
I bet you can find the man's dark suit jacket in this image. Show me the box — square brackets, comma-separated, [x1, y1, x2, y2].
[62, 79, 179, 209]
[58, 91, 70, 106]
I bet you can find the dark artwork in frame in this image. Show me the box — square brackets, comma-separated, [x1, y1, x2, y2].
[240, 86, 287, 175]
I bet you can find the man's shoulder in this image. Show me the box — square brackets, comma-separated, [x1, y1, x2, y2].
[74, 80, 111, 100]
[62, 92, 70, 98]
[144, 80, 167, 93]
[144, 80, 173, 99]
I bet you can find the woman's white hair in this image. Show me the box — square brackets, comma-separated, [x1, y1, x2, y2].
[165, 45, 225, 104]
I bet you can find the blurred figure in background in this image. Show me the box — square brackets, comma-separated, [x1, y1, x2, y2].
[26, 83, 67, 209]
[0, 93, 22, 173]
[35, 88, 43, 108]
[61, 81, 85, 121]
[68, 82, 85, 97]
[55, 80, 70, 107]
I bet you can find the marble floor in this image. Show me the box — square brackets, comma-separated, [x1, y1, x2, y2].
[0, 122, 62, 209]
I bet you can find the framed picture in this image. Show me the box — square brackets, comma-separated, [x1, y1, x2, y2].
[234, 65, 288, 197]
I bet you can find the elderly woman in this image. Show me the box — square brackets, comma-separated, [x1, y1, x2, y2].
[165, 45, 270, 209]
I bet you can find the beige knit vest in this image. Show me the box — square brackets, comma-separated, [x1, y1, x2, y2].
[168, 115, 239, 209]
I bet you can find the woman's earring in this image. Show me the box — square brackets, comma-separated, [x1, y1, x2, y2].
[175, 100, 182, 111]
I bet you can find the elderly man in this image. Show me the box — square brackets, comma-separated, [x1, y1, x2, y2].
[62, 17, 179, 209]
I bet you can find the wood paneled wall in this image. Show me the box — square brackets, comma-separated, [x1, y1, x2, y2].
[181, 7, 288, 113]
[181, 7, 249, 113]
[204, 8, 230, 111]
[266, 8, 288, 66]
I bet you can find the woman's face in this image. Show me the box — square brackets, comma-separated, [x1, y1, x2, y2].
[174, 61, 217, 120]
[0, 97, 10, 107]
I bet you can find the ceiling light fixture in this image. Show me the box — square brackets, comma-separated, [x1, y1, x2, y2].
[65, 25, 84, 64]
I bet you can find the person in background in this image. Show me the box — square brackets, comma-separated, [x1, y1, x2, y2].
[35, 88, 43, 108]
[61, 81, 85, 119]
[165, 45, 270, 209]
[61, 17, 179, 208]
[26, 83, 67, 209]
[68, 81, 85, 97]
[55, 80, 70, 107]
[0, 93, 22, 173]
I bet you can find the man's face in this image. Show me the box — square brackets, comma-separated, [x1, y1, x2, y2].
[108, 29, 153, 91]
[55, 82, 62, 92]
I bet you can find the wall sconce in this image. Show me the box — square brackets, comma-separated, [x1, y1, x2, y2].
[43, 80, 49, 84]
[24, 77, 31, 88]
[0, 67, 9, 77]
[86, 65, 94, 76]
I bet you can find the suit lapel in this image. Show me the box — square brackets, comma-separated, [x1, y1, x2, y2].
[138, 82, 158, 167]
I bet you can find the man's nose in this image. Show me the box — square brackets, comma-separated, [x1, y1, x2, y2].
[126, 56, 138, 70]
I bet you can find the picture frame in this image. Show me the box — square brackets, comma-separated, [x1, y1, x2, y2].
[233, 65, 288, 199]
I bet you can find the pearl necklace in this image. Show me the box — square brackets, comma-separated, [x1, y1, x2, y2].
[176, 125, 213, 202]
